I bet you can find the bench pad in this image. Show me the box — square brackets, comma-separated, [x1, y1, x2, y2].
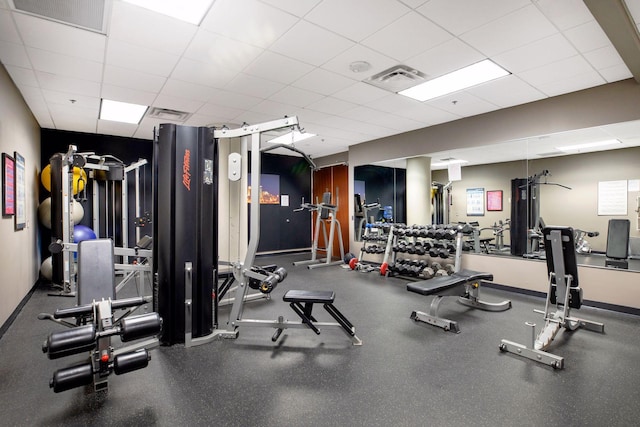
[283, 290, 335, 304]
[407, 269, 493, 296]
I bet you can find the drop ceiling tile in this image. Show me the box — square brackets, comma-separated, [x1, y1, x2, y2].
[361, 12, 452, 62]
[196, 102, 245, 121]
[331, 82, 390, 104]
[269, 20, 355, 67]
[101, 83, 157, 106]
[4, 65, 37, 86]
[171, 57, 238, 88]
[342, 105, 424, 131]
[27, 47, 102, 81]
[103, 65, 167, 93]
[467, 75, 546, 108]
[305, 96, 358, 115]
[230, 110, 277, 126]
[399, 0, 429, 9]
[224, 73, 285, 99]
[366, 93, 423, 114]
[205, 88, 262, 110]
[583, 45, 626, 71]
[296, 108, 333, 125]
[259, 0, 321, 17]
[201, 0, 298, 48]
[161, 79, 219, 102]
[394, 103, 460, 125]
[32, 110, 55, 128]
[304, 0, 409, 42]
[598, 63, 633, 83]
[249, 99, 300, 118]
[537, 70, 605, 97]
[16, 84, 46, 106]
[109, 1, 197, 55]
[51, 114, 97, 133]
[292, 68, 356, 95]
[269, 86, 324, 107]
[0, 40, 31, 67]
[36, 71, 101, 97]
[320, 44, 397, 80]
[135, 117, 165, 140]
[563, 20, 612, 53]
[0, 9, 21, 43]
[460, 5, 558, 57]
[426, 92, 501, 118]
[41, 89, 100, 110]
[533, 0, 594, 31]
[494, 34, 577, 74]
[13, 13, 105, 62]
[417, 0, 529, 36]
[184, 113, 226, 128]
[519, 55, 595, 87]
[243, 51, 314, 85]
[152, 94, 204, 113]
[405, 38, 484, 80]
[318, 115, 394, 137]
[106, 39, 180, 77]
[184, 29, 263, 71]
[97, 119, 137, 138]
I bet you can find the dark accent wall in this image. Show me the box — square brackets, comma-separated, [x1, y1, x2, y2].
[354, 165, 406, 224]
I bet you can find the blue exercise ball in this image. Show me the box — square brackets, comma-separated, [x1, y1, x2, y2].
[73, 225, 97, 243]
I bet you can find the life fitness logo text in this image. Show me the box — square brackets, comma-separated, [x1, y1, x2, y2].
[182, 149, 191, 191]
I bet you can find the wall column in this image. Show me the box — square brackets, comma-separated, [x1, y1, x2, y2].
[406, 156, 431, 225]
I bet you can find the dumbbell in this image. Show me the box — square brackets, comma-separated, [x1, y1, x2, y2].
[434, 228, 447, 239]
[414, 242, 426, 255]
[431, 261, 443, 271]
[445, 243, 456, 253]
[444, 264, 456, 275]
[443, 229, 457, 240]
[438, 248, 449, 259]
[426, 228, 437, 238]
[406, 243, 416, 254]
[429, 247, 440, 258]
[420, 267, 435, 279]
[435, 269, 448, 277]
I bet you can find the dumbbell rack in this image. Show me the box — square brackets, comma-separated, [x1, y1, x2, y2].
[387, 225, 465, 281]
[355, 223, 394, 273]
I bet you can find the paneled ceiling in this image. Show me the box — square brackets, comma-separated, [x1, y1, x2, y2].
[1, 0, 640, 164]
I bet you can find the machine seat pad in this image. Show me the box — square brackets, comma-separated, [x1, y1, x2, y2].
[283, 290, 335, 304]
[407, 269, 493, 296]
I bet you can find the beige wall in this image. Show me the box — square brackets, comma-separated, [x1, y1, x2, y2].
[0, 64, 41, 327]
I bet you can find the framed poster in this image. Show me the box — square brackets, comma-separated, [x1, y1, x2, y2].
[486, 190, 503, 211]
[14, 152, 26, 229]
[2, 153, 15, 216]
[466, 187, 484, 216]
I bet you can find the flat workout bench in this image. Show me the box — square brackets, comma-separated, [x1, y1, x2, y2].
[408, 269, 511, 333]
[275, 289, 361, 344]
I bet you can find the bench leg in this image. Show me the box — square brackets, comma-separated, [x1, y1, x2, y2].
[410, 296, 460, 333]
[323, 303, 355, 336]
[288, 302, 321, 335]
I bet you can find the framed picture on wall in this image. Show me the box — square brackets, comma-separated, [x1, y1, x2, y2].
[2, 152, 16, 217]
[466, 187, 484, 216]
[486, 190, 503, 211]
[14, 151, 26, 230]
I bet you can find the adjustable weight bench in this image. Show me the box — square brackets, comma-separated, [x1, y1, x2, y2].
[408, 269, 511, 333]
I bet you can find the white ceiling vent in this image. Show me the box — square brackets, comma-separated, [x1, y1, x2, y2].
[365, 65, 428, 93]
[147, 107, 192, 123]
[9, 0, 110, 34]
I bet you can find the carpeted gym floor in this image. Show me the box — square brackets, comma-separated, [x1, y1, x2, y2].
[1, 252, 639, 426]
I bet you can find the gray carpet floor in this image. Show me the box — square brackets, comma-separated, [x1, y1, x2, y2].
[1, 252, 639, 426]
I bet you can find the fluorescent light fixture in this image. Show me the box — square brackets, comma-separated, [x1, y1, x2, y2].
[268, 130, 316, 145]
[99, 99, 148, 124]
[122, 0, 214, 25]
[431, 159, 468, 168]
[398, 59, 510, 102]
[556, 139, 622, 152]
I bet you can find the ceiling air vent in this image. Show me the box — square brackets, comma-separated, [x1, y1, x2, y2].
[365, 65, 427, 93]
[147, 107, 192, 123]
[9, 0, 110, 34]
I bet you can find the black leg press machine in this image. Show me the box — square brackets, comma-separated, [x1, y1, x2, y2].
[499, 226, 604, 369]
[406, 232, 511, 333]
[39, 239, 163, 393]
[154, 117, 361, 348]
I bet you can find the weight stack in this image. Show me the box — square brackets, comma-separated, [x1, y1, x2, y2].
[154, 124, 218, 345]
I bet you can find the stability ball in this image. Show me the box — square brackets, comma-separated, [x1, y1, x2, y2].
[41, 164, 87, 195]
[40, 256, 53, 281]
[73, 225, 97, 243]
[71, 200, 84, 224]
[38, 197, 52, 229]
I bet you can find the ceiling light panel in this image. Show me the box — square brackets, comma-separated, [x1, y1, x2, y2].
[398, 59, 510, 102]
[268, 130, 316, 145]
[99, 99, 148, 124]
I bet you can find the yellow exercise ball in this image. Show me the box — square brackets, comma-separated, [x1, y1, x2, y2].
[41, 164, 87, 195]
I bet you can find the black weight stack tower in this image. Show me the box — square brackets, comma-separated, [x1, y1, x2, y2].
[510, 178, 528, 256]
[153, 124, 218, 345]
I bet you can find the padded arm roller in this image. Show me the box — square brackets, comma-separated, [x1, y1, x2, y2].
[113, 349, 151, 375]
[43, 325, 96, 359]
[120, 313, 162, 342]
[50, 362, 94, 393]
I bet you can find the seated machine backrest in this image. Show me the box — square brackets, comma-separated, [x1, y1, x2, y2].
[543, 226, 579, 288]
[606, 219, 630, 260]
[78, 239, 115, 304]
[320, 192, 332, 220]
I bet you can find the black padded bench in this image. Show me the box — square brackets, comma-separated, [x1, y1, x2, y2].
[407, 269, 510, 333]
[281, 289, 356, 339]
